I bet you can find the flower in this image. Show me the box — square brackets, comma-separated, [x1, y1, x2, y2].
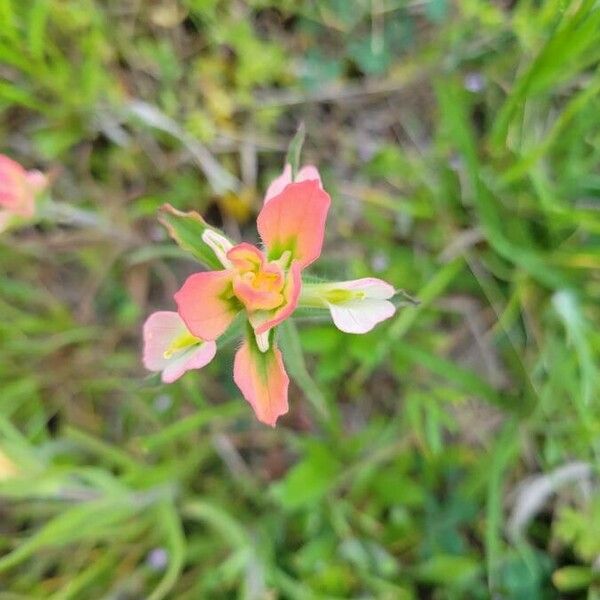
[144, 160, 397, 426]
[0, 154, 47, 232]
[299, 277, 396, 334]
[173, 169, 330, 425]
[143, 311, 217, 383]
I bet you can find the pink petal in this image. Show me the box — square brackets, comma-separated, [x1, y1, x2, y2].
[264, 164, 292, 204]
[249, 260, 302, 335]
[328, 299, 396, 334]
[233, 276, 284, 311]
[296, 164, 322, 187]
[233, 337, 289, 426]
[0, 155, 29, 214]
[174, 270, 239, 340]
[143, 311, 188, 370]
[143, 311, 216, 383]
[257, 180, 331, 269]
[227, 242, 265, 272]
[161, 341, 217, 383]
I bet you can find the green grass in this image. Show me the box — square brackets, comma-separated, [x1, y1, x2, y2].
[1, 0, 599, 598]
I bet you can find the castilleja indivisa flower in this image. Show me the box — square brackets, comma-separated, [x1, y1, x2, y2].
[0, 154, 47, 233]
[143, 161, 396, 426]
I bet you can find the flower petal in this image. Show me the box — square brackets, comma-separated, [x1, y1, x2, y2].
[296, 164, 322, 187]
[143, 311, 217, 383]
[264, 164, 292, 204]
[233, 276, 284, 311]
[143, 311, 187, 371]
[227, 242, 264, 272]
[257, 180, 331, 268]
[174, 270, 239, 340]
[249, 260, 302, 335]
[233, 335, 289, 426]
[161, 341, 217, 383]
[263, 164, 322, 205]
[314, 277, 396, 334]
[328, 277, 395, 299]
[0, 155, 30, 215]
[328, 299, 396, 334]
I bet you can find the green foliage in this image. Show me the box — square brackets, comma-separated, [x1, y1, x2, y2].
[1, 0, 600, 598]
[158, 203, 230, 270]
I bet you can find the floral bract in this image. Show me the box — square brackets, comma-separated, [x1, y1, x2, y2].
[0, 154, 47, 233]
[143, 161, 396, 426]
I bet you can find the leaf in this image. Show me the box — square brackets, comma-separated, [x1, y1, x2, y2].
[0, 497, 139, 573]
[552, 566, 597, 592]
[285, 123, 306, 179]
[183, 500, 249, 549]
[348, 36, 391, 75]
[271, 443, 341, 510]
[415, 554, 481, 587]
[147, 502, 186, 600]
[158, 203, 232, 270]
[278, 320, 333, 425]
[435, 78, 567, 289]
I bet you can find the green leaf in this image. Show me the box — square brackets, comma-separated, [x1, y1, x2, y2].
[158, 203, 231, 270]
[183, 500, 249, 549]
[415, 554, 481, 587]
[552, 566, 596, 592]
[278, 320, 334, 426]
[0, 497, 140, 573]
[148, 502, 186, 600]
[271, 443, 341, 510]
[285, 123, 306, 179]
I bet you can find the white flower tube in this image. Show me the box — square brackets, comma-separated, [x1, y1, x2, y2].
[300, 278, 396, 334]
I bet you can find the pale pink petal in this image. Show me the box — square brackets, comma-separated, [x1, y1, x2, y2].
[142, 310, 217, 383]
[143, 311, 188, 371]
[161, 341, 217, 383]
[328, 299, 396, 334]
[174, 270, 239, 341]
[264, 164, 292, 204]
[257, 180, 331, 269]
[320, 277, 396, 334]
[249, 260, 302, 335]
[233, 337, 289, 426]
[296, 165, 322, 187]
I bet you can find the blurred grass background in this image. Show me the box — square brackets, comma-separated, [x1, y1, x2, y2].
[1, 0, 600, 598]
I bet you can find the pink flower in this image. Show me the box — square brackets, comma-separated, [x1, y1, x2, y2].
[0, 154, 47, 232]
[147, 161, 396, 426]
[143, 311, 217, 384]
[174, 170, 330, 426]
